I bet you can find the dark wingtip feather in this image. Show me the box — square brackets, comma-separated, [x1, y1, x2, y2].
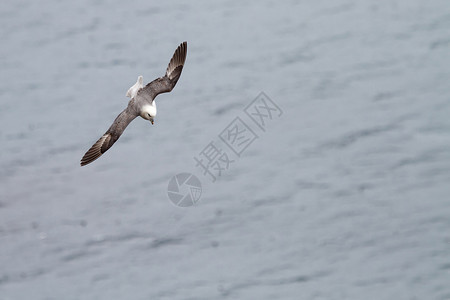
[166, 41, 187, 80]
[80, 134, 109, 166]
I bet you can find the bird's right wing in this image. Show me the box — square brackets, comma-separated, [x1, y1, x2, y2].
[81, 107, 137, 166]
[137, 41, 187, 102]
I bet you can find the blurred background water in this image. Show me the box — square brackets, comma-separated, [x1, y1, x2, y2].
[1, 0, 450, 299]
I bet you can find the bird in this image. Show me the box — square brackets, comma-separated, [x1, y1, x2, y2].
[80, 41, 187, 166]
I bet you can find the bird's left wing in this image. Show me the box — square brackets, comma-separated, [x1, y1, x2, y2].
[81, 107, 137, 166]
[137, 41, 187, 102]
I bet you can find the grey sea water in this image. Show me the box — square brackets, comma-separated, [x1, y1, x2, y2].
[1, 1, 450, 299]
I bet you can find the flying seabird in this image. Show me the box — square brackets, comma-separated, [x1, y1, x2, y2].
[80, 41, 187, 166]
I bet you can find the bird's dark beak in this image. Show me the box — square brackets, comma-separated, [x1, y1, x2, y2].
[151, 120, 154, 125]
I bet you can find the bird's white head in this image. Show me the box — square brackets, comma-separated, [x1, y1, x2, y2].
[140, 102, 157, 125]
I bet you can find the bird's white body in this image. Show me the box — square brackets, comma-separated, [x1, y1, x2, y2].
[126, 75, 143, 99]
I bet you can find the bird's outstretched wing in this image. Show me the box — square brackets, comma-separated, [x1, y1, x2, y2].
[81, 107, 137, 166]
[137, 41, 187, 102]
